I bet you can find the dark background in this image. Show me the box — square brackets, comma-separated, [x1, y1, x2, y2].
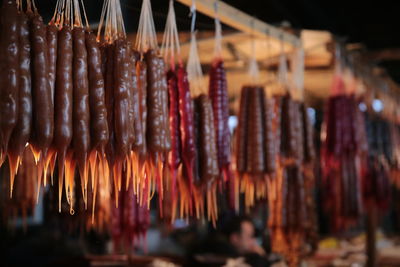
[13, 0, 400, 83]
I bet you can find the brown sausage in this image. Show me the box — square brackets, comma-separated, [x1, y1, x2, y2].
[129, 50, 143, 151]
[113, 39, 130, 157]
[195, 94, 219, 184]
[103, 43, 115, 164]
[0, 0, 19, 154]
[136, 60, 147, 157]
[72, 27, 90, 166]
[236, 86, 249, 173]
[145, 50, 168, 152]
[8, 12, 32, 159]
[86, 31, 108, 152]
[246, 86, 265, 174]
[54, 26, 73, 158]
[30, 14, 53, 156]
[46, 23, 58, 106]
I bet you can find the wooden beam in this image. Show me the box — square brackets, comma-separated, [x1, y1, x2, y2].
[176, 0, 301, 47]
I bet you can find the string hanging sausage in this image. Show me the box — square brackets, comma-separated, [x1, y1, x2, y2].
[72, 26, 91, 205]
[0, 0, 20, 163]
[54, 25, 73, 211]
[7, 11, 32, 196]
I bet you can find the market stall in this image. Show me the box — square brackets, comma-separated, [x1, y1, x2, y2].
[1, 0, 400, 266]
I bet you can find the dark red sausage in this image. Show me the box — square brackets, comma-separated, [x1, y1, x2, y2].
[113, 39, 130, 158]
[195, 94, 219, 184]
[72, 27, 90, 167]
[85, 31, 108, 152]
[208, 59, 231, 170]
[262, 94, 276, 173]
[8, 12, 32, 160]
[236, 86, 249, 173]
[177, 65, 195, 184]
[30, 14, 53, 156]
[159, 59, 171, 151]
[136, 60, 147, 157]
[46, 23, 58, 106]
[167, 69, 181, 169]
[54, 26, 73, 159]
[0, 0, 20, 154]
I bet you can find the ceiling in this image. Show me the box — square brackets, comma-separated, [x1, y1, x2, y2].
[30, 0, 400, 85]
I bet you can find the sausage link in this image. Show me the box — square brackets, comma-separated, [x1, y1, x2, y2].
[195, 94, 219, 184]
[103, 43, 115, 164]
[159, 59, 171, 151]
[261, 91, 276, 173]
[246, 86, 265, 174]
[129, 50, 143, 151]
[136, 60, 147, 157]
[209, 59, 231, 169]
[85, 31, 108, 152]
[177, 65, 195, 178]
[167, 70, 181, 169]
[8, 12, 32, 158]
[236, 86, 249, 173]
[72, 27, 90, 165]
[46, 23, 57, 106]
[30, 14, 53, 155]
[113, 39, 130, 157]
[54, 26, 73, 157]
[145, 50, 170, 152]
[0, 0, 20, 153]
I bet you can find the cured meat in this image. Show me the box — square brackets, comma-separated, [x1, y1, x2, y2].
[85, 31, 108, 153]
[103, 43, 115, 165]
[0, 0, 20, 158]
[54, 25, 73, 208]
[72, 27, 90, 201]
[236, 87, 249, 173]
[113, 39, 130, 158]
[145, 50, 171, 153]
[128, 51, 143, 151]
[29, 14, 53, 159]
[246, 86, 265, 174]
[136, 60, 148, 157]
[261, 92, 276, 173]
[8, 12, 32, 194]
[177, 65, 196, 185]
[46, 23, 58, 105]
[194, 94, 219, 184]
[209, 59, 231, 171]
[167, 70, 181, 170]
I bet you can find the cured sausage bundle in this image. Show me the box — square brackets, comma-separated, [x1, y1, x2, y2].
[321, 72, 364, 232]
[236, 86, 279, 208]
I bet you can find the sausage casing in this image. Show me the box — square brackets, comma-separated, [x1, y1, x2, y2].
[113, 39, 130, 157]
[30, 14, 53, 154]
[54, 26, 73, 154]
[8, 12, 32, 158]
[72, 27, 90, 164]
[0, 0, 20, 152]
[86, 31, 108, 151]
[47, 23, 58, 106]
[195, 94, 219, 184]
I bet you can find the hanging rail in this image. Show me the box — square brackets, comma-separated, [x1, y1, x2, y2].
[176, 0, 301, 47]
